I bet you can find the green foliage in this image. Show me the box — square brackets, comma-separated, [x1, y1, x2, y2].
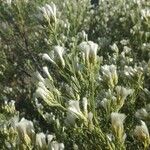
[0, 0, 150, 149]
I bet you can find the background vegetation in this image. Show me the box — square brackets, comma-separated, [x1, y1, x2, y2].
[0, 0, 150, 149]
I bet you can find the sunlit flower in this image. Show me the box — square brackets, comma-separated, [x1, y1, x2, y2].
[15, 118, 35, 144]
[135, 108, 149, 119]
[111, 112, 126, 141]
[39, 3, 57, 22]
[6, 0, 12, 5]
[141, 8, 150, 20]
[66, 100, 87, 125]
[134, 121, 149, 142]
[79, 41, 98, 64]
[47, 134, 54, 144]
[124, 66, 137, 77]
[101, 64, 118, 87]
[100, 98, 108, 110]
[36, 132, 47, 149]
[43, 66, 53, 81]
[115, 86, 133, 101]
[124, 66, 143, 77]
[68, 100, 83, 118]
[82, 97, 88, 116]
[54, 46, 65, 68]
[50, 141, 65, 150]
[42, 46, 65, 68]
[110, 43, 119, 53]
[35, 71, 45, 83]
[42, 53, 56, 65]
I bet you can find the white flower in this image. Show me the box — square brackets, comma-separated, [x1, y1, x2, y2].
[88, 112, 93, 123]
[101, 64, 118, 87]
[6, 0, 12, 5]
[42, 53, 56, 65]
[47, 134, 54, 144]
[135, 108, 149, 119]
[35, 85, 54, 106]
[141, 8, 150, 20]
[110, 43, 119, 53]
[82, 97, 88, 116]
[35, 71, 45, 83]
[36, 86, 47, 100]
[124, 66, 143, 77]
[42, 46, 65, 68]
[111, 112, 126, 128]
[39, 3, 57, 22]
[36, 132, 47, 149]
[100, 98, 108, 110]
[54, 46, 65, 68]
[111, 112, 126, 140]
[106, 134, 113, 141]
[66, 100, 86, 125]
[78, 30, 88, 40]
[68, 100, 83, 118]
[115, 86, 133, 101]
[134, 120, 149, 142]
[15, 118, 35, 144]
[50, 141, 65, 150]
[79, 41, 98, 63]
[124, 66, 136, 77]
[11, 115, 19, 129]
[43, 66, 53, 81]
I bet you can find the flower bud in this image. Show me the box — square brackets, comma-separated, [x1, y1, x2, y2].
[54, 46, 65, 68]
[82, 97, 88, 116]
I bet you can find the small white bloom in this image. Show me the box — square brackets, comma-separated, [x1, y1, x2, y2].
[82, 97, 88, 116]
[100, 98, 108, 110]
[39, 3, 57, 22]
[6, 0, 12, 5]
[50, 141, 65, 150]
[68, 100, 83, 118]
[43, 66, 53, 81]
[106, 134, 113, 141]
[115, 86, 133, 100]
[124, 66, 136, 77]
[66, 100, 86, 124]
[42, 53, 56, 65]
[47, 134, 54, 144]
[43, 66, 50, 77]
[42, 46, 65, 68]
[111, 112, 126, 141]
[35, 71, 45, 83]
[88, 112, 93, 123]
[35, 86, 48, 100]
[54, 46, 65, 68]
[141, 8, 150, 19]
[36, 132, 47, 149]
[11, 115, 19, 129]
[110, 43, 119, 53]
[111, 112, 126, 128]
[135, 108, 149, 119]
[79, 41, 98, 63]
[134, 120, 149, 141]
[15, 118, 35, 143]
[101, 64, 118, 87]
